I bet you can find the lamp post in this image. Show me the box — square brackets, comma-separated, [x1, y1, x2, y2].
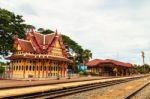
[141, 51, 146, 74]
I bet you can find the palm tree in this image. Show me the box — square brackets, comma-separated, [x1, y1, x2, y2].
[82, 49, 92, 65]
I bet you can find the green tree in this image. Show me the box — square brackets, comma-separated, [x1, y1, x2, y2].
[37, 28, 54, 34]
[133, 64, 150, 74]
[0, 8, 29, 55]
[62, 35, 84, 63]
[82, 49, 92, 65]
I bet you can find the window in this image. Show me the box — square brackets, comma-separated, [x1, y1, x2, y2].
[22, 66, 23, 70]
[26, 65, 28, 71]
[29, 66, 32, 71]
[13, 66, 15, 70]
[16, 66, 18, 70]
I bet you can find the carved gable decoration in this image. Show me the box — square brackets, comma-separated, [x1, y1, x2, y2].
[17, 44, 22, 51]
[50, 40, 64, 57]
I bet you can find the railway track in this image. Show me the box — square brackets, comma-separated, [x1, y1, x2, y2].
[125, 81, 150, 99]
[5, 76, 147, 99]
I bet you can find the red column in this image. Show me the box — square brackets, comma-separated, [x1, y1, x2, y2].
[46, 60, 48, 78]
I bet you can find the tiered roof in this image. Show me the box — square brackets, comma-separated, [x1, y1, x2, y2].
[7, 30, 70, 62]
[86, 59, 132, 67]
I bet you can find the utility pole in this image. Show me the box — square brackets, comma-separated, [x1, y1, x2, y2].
[141, 51, 146, 74]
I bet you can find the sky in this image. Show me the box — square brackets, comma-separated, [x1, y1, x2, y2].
[0, 0, 150, 64]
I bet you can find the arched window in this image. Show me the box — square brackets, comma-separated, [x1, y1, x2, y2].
[29, 66, 32, 71]
[16, 66, 18, 70]
[26, 65, 28, 71]
[22, 66, 23, 70]
[13, 66, 15, 70]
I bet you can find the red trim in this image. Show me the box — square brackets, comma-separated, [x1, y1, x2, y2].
[28, 33, 42, 53]
[46, 33, 56, 50]
[47, 33, 57, 52]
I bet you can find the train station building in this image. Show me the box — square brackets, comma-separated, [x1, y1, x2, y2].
[86, 59, 133, 76]
[6, 30, 71, 79]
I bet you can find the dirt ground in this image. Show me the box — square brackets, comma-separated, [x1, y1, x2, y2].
[88, 77, 150, 99]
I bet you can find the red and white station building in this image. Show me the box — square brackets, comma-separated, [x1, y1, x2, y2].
[86, 59, 134, 76]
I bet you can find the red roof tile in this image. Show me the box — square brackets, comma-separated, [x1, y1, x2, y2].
[9, 31, 69, 61]
[33, 32, 44, 46]
[86, 59, 104, 66]
[18, 39, 35, 53]
[86, 59, 132, 68]
[106, 59, 132, 67]
[45, 33, 55, 45]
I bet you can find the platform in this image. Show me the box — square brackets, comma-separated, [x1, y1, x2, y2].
[0, 76, 109, 89]
[0, 75, 145, 98]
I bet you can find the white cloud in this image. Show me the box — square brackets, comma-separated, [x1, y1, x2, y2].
[0, 0, 150, 64]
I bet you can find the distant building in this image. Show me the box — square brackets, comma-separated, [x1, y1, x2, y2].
[86, 59, 133, 76]
[6, 30, 71, 79]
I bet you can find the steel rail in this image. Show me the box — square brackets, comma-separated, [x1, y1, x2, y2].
[125, 81, 150, 99]
[4, 76, 146, 99]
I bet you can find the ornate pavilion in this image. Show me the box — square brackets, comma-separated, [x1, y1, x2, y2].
[7, 30, 71, 79]
[86, 59, 134, 76]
